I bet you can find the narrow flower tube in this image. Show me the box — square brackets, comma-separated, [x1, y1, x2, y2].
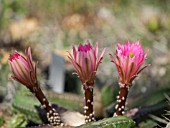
[109, 41, 150, 116]
[8, 48, 61, 126]
[68, 40, 106, 123]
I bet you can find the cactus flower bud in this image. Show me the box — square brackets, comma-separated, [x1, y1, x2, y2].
[8, 47, 38, 88]
[68, 40, 106, 85]
[8, 48, 61, 126]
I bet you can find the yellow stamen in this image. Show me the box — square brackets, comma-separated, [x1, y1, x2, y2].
[129, 52, 134, 58]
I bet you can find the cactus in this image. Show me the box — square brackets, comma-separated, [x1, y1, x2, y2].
[25, 116, 135, 128]
[101, 85, 117, 107]
[105, 87, 170, 116]
[12, 91, 45, 124]
[12, 88, 137, 128]
[12, 88, 86, 126]
[12, 86, 104, 123]
[12, 87, 83, 111]
[12, 92, 136, 128]
[8, 114, 27, 128]
[131, 99, 169, 124]
[130, 87, 170, 108]
[78, 116, 135, 128]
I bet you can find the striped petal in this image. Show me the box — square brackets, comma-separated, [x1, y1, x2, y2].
[110, 41, 150, 85]
[8, 48, 38, 88]
[68, 41, 105, 84]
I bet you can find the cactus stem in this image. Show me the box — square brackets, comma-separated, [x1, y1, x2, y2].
[29, 85, 61, 126]
[83, 82, 95, 123]
[87, 99, 91, 103]
[114, 83, 130, 116]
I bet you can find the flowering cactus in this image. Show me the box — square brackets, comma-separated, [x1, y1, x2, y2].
[109, 41, 150, 116]
[68, 40, 105, 123]
[8, 48, 61, 126]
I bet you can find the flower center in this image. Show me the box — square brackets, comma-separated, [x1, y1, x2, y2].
[129, 52, 134, 58]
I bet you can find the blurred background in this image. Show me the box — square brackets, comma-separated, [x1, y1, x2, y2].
[0, 0, 170, 127]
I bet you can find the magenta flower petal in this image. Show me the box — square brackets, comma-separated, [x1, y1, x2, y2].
[96, 48, 106, 69]
[68, 40, 106, 84]
[110, 41, 150, 85]
[94, 42, 98, 58]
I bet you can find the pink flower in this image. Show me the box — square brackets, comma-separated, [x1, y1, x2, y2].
[8, 47, 38, 88]
[110, 41, 150, 85]
[68, 40, 106, 84]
